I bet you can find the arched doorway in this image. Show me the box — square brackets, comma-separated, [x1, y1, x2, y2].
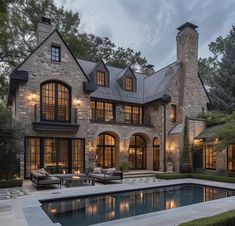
[97, 133, 116, 168]
[153, 138, 160, 171]
[129, 134, 146, 169]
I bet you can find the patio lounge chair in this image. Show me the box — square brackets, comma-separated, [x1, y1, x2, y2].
[31, 170, 61, 188]
[89, 167, 123, 184]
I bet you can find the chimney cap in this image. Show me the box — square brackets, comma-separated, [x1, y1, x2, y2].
[40, 16, 51, 25]
[146, 64, 154, 68]
[177, 22, 198, 31]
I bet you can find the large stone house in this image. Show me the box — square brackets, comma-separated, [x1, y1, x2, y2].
[8, 18, 210, 179]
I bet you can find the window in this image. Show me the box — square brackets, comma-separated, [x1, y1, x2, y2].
[25, 137, 84, 178]
[228, 144, 235, 171]
[170, 104, 176, 123]
[124, 105, 142, 124]
[205, 145, 216, 169]
[153, 138, 160, 171]
[96, 71, 106, 86]
[51, 46, 60, 62]
[125, 77, 133, 91]
[41, 81, 71, 122]
[129, 135, 146, 169]
[91, 100, 114, 122]
[97, 133, 116, 168]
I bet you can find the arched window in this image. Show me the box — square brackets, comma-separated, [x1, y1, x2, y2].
[153, 138, 160, 171]
[129, 134, 146, 169]
[97, 133, 116, 168]
[41, 81, 71, 122]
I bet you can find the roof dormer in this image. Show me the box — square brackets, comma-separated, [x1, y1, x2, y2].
[117, 67, 136, 92]
[90, 59, 109, 87]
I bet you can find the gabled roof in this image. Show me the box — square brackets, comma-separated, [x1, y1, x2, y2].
[195, 124, 222, 140]
[7, 29, 91, 105]
[78, 59, 181, 104]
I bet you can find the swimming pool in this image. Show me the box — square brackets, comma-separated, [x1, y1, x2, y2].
[41, 184, 235, 226]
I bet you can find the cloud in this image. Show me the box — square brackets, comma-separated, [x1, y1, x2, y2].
[56, 0, 235, 69]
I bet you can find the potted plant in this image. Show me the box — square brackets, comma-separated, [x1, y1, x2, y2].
[120, 160, 132, 172]
[166, 152, 174, 172]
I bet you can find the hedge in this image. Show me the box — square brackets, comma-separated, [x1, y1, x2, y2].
[0, 178, 23, 188]
[179, 210, 235, 226]
[156, 173, 235, 183]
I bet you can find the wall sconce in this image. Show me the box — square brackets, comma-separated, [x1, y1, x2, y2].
[76, 98, 81, 106]
[31, 92, 37, 102]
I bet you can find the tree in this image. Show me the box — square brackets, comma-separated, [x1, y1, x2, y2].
[198, 26, 235, 113]
[0, 105, 23, 179]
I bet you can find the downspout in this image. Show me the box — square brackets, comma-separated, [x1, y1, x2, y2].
[161, 94, 171, 172]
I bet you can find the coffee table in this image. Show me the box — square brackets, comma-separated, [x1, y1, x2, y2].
[64, 176, 95, 187]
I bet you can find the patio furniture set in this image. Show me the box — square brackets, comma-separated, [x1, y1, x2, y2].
[31, 167, 123, 188]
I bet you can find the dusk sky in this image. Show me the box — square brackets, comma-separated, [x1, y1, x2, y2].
[56, 0, 235, 70]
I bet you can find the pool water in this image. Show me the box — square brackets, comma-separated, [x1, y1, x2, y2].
[41, 184, 235, 226]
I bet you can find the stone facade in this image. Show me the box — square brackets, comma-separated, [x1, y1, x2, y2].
[9, 20, 210, 178]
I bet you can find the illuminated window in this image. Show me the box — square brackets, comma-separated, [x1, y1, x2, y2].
[91, 100, 114, 122]
[96, 71, 106, 86]
[205, 145, 216, 169]
[41, 81, 71, 122]
[97, 133, 116, 168]
[228, 144, 235, 171]
[51, 46, 60, 62]
[125, 77, 133, 91]
[153, 138, 160, 171]
[170, 104, 176, 123]
[124, 105, 142, 124]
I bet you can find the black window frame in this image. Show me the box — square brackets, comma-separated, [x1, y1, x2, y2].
[91, 99, 115, 122]
[204, 145, 216, 170]
[40, 80, 71, 123]
[96, 71, 106, 87]
[51, 45, 61, 62]
[170, 104, 177, 123]
[123, 105, 142, 124]
[125, 77, 134, 91]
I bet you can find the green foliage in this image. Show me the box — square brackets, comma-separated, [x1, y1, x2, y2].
[197, 111, 230, 126]
[0, 105, 23, 179]
[155, 173, 235, 183]
[181, 118, 192, 167]
[119, 160, 132, 172]
[199, 26, 235, 113]
[0, 178, 23, 188]
[179, 210, 235, 226]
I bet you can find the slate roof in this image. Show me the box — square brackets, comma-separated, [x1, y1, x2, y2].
[78, 59, 181, 104]
[195, 125, 222, 140]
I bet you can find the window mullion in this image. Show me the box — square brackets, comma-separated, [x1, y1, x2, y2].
[55, 83, 58, 121]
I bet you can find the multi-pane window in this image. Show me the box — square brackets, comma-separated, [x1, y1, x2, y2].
[51, 46, 61, 62]
[228, 144, 235, 171]
[205, 145, 216, 169]
[97, 133, 116, 168]
[153, 138, 160, 171]
[96, 71, 106, 86]
[91, 100, 114, 122]
[124, 105, 142, 124]
[25, 137, 84, 178]
[41, 81, 70, 122]
[125, 77, 134, 91]
[170, 104, 177, 123]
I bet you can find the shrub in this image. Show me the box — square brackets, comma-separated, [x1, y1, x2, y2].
[0, 178, 23, 188]
[180, 163, 193, 173]
[120, 160, 132, 172]
[179, 210, 235, 226]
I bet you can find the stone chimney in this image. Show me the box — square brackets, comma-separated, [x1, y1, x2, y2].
[143, 64, 155, 75]
[176, 22, 199, 118]
[36, 17, 53, 46]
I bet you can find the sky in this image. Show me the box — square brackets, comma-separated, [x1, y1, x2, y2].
[56, 0, 235, 70]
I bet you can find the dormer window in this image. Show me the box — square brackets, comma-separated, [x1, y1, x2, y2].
[125, 77, 133, 91]
[96, 71, 106, 86]
[51, 45, 61, 62]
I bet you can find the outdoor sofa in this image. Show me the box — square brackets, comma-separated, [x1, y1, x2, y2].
[89, 167, 123, 184]
[31, 169, 61, 188]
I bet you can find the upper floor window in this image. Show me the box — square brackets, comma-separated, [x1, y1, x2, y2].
[96, 71, 106, 86]
[41, 81, 71, 122]
[51, 45, 61, 62]
[170, 104, 176, 123]
[125, 77, 134, 91]
[124, 105, 142, 124]
[91, 100, 114, 122]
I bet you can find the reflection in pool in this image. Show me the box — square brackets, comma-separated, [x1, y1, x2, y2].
[41, 184, 235, 226]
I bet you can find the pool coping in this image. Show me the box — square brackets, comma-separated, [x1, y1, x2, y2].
[3, 178, 235, 226]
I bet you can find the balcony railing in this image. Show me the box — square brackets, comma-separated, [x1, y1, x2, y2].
[91, 109, 152, 127]
[32, 104, 79, 132]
